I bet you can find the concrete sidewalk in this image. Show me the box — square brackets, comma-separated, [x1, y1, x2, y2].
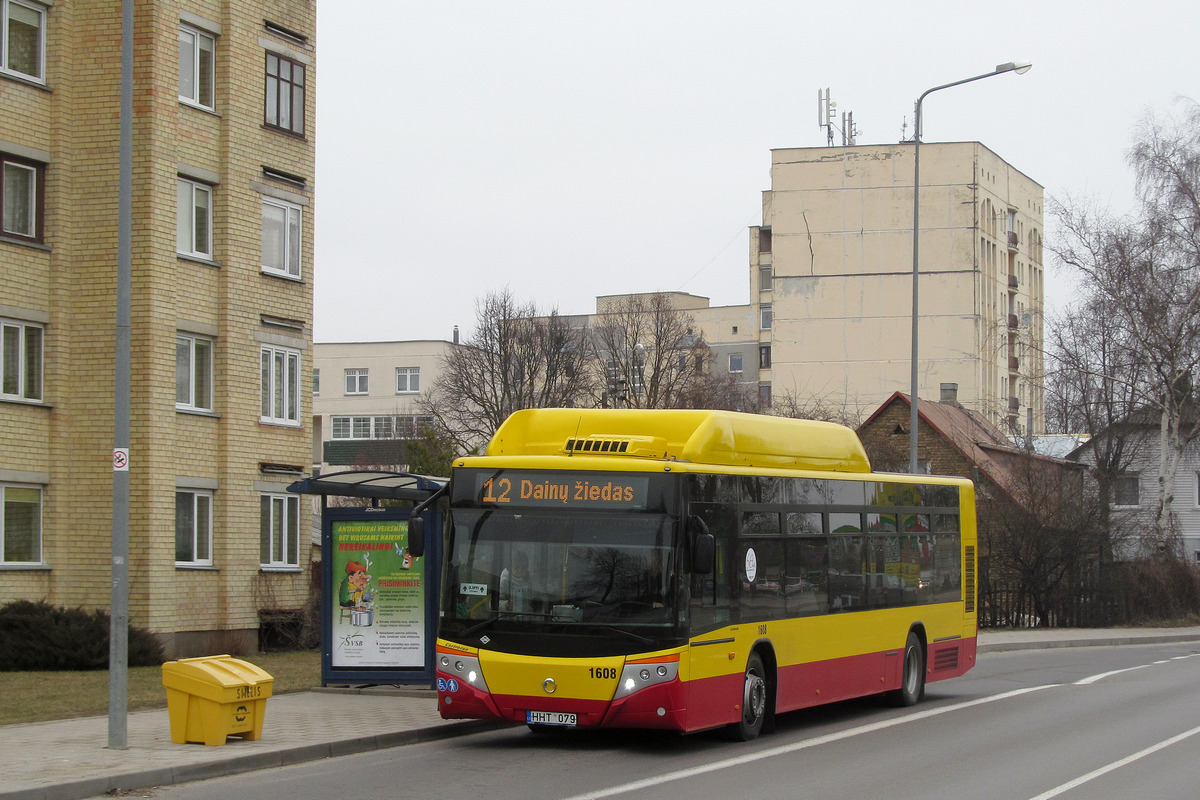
[3, 627, 1198, 800]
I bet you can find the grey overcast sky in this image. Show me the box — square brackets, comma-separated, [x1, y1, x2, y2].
[313, 0, 1200, 343]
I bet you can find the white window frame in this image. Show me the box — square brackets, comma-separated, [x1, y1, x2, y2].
[176, 177, 213, 259]
[261, 196, 302, 278]
[2, 156, 39, 240]
[728, 353, 743, 374]
[1114, 473, 1140, 508]
[260, 492, 300, 568]
[1, 483, 41, 565]
[1, 0, 46, 83]
[331, 416, 351, 439]
[351, 415, 371, 438]
[344, 368, 368, 395]
[760, 303, 773, 330]
[175, 334, 213, 412]
[1, 318, 42, 401]
[178, 23, 215, 110]
[312, 368, 319, 395]
[260, 345, 301, 426]
[175, 490, 213, 566]
[395, 366, 420, 394]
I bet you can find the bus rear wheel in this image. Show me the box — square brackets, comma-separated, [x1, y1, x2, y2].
[726, 652, 768, 741]
[886, 631, 926, 707]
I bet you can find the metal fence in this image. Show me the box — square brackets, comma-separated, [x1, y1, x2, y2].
[978, 577, 1129, 628]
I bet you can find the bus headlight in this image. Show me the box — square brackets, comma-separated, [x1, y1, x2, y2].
[613, 659, 678, 700]
[439, 653, 488, 693]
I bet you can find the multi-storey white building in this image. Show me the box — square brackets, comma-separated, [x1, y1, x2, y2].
[747, 141, 1044, 433]
[311, 340, 456, 472]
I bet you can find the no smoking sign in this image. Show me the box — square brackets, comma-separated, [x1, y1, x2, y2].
[113, 448, 129, 471]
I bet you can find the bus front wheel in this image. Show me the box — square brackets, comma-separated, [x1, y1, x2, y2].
[726, 652, 768, 741]
[886, 631, 926, 707]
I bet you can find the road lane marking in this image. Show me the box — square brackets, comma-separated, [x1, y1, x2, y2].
[557, 685, 1059, 800]
[1074, 664, 1152, 684]
[1076, 651, 1200, 685]
[1025, 723, 1200, 800]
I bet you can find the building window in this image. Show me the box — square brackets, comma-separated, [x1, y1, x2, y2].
[260, 345, 300, 425]
[759, 265, 772, 292]
[1, 0, 45, 82]
[175, 490, 212, 566]
[1, 154, 42, 242]
[261, 197, 301, 278]
[1114, 473, 1140, 508]
[1, 319, 41, 401]
[760, 304, 772, 330]
[265, 52, 305, 136]
[312, 368, 319, 394]
[759, 345, 771, 370]
[758, 383, 772, 409]
[758, 228, 772, 254]
[331, 414, 434, 440]
[176, 178, 212, 259]
[728, 353, 743, 374]
[178, 24, 215, 109]
[260, 493, 300, 568]
[175, 334, 213, 411]
[396, 366, 420, 394]
[344, 368, 368, 395]
[1, 484, 41, 564]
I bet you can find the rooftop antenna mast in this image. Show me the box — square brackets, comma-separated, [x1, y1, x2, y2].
[818, 88, 859, 146]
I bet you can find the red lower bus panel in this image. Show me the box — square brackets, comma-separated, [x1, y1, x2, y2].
[682, 672, 744, 732]
[601, 680, 689, 730]
[438, 673, 503, 721]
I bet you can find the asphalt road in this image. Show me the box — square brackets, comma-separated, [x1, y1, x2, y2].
[133, 641, 1200, 800]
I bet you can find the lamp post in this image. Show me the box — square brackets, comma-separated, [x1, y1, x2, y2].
[909, 61, 1031, 474]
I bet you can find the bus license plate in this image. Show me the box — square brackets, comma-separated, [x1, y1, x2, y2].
[527, 711, 576, 727]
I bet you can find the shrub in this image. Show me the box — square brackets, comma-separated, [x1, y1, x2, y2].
[0, 600, 164, 671]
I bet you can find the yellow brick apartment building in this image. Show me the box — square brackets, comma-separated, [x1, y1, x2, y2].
[1, 1, 315, 656]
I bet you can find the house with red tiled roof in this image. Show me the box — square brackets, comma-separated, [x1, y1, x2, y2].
[856, 387, 1083, 511]
[857, 387, 1096, 627]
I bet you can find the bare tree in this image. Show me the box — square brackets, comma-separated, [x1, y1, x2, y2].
[769, 388, 864, 428]
[1050, 105, 1200, 551]
[588, 293, 711, 409]
[977, 452, 1105, 627]
[1044, 289, 1148, 561]
[420, 289, 594, 452]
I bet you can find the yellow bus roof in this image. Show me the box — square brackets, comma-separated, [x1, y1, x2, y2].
[480, 409, 871, 473]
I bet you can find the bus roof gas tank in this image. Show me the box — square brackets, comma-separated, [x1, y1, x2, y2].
[485, 409, 871, 474]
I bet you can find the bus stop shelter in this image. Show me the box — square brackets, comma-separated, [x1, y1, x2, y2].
[287, 471, 446, 686]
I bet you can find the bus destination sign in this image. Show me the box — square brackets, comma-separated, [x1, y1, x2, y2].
[474, 471, 649, 510]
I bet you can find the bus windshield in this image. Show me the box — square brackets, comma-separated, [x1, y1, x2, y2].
[441, 507, 683, 653]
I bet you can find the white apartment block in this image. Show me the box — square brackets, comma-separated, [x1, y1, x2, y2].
[312, 340, 457, 472]
[748, 141, 1044, 432]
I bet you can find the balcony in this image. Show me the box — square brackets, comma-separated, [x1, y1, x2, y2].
[1008, 314, 1019, 329]
[1007, 231, 1019, 250]
[1008, 274, 1019, 289]
[1009, 396, 1020, 412]
[1009, 356, 1020, 372]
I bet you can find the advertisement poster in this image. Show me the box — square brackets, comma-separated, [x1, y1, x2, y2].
[330, 518, 425, 668]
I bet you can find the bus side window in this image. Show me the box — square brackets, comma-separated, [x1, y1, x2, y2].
[786, 537, 828, 617]
[688, 503, 734, 634]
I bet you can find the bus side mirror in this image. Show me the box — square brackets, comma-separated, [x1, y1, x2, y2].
[689, 516, 715, 575]
[408, 516, 426, 559]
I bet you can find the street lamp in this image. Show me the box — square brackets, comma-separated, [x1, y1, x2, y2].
[909, 61, 1031, 474]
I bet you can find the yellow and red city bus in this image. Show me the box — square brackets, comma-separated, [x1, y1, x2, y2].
[432, 408, 977, 739]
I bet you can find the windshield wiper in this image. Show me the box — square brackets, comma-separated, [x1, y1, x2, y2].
[463, 615, 500, 637]
[595, 626, 654, 646]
